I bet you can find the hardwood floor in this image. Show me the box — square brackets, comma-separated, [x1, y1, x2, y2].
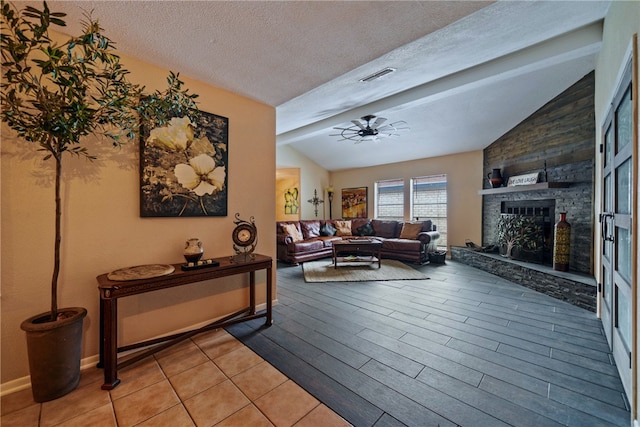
[227, 259, 630, 427]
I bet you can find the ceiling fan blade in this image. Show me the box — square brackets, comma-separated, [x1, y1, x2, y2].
[376, 124, 394, 133]
[389, 120, 409, 129]
[372, 117, 387, 128]
[351, 120, 367, 130]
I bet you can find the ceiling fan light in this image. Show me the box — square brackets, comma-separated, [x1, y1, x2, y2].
[332, 115, 409, 144]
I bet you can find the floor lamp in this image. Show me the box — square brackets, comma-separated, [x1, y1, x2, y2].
[326, 186, 334, 219]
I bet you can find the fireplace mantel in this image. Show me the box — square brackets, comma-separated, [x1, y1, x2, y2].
[477, 182, 571, 195]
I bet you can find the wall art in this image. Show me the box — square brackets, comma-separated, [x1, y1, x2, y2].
[341, 187, 368, 218]
[275, 168, 300, 221]
[140, 110, 228, 217]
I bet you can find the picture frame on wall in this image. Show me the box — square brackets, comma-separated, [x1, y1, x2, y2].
[276, 168, 301, 221]
[140, 110, 229, 217]
[341, 187, 368, 218]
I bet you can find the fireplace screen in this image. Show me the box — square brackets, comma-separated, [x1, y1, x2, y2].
[497, 214, 545, 263]
[499, 200, 555, 265]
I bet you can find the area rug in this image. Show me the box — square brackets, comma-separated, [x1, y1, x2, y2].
[302, 259, 429, 283]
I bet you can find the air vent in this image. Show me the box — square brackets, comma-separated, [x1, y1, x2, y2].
[359, 67, 396, 82]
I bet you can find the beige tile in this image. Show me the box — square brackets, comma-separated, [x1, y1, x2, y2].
[294, 404, 352, 427]
[0, 402, 40, 427]
[40, 383, 111, 427]
[109, 357, 166, 401]
[113, 379, 179, 426]
[231, 361, 288, 400]
[213, 346, 264, 377]
[78, 365, 107, 389]
[155, 338, 201, 358]
[1, 387, 37, 416]
[215, 404, 274, 427]
[156, 342, 208, 377]
[194, 329, 244, 360]
[183, 380, 250, 426]
[255, 380, 320, 426]
[169, 361, 227, 400]
[54, 403, 117, 427]
[136, 404, 195, 427]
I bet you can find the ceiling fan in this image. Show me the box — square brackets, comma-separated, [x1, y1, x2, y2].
[331, 114, 409, 143]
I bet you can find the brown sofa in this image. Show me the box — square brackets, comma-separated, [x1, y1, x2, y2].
[276, 218, 440, 265]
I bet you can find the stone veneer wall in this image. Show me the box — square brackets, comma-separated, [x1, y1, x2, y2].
[482, 72, 595, 274]
[450, 247, 596, 312]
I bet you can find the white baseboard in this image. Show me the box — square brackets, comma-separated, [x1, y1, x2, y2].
[1, 300, 276, 397]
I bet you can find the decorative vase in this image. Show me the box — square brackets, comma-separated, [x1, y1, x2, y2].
[184, 238, 204, 263]
[553, 212, 571, 271]
[488, 168, 503, 188]
[20, 307, 87, 402]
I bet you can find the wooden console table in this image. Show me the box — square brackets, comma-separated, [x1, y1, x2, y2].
[96, 254, 272, 390]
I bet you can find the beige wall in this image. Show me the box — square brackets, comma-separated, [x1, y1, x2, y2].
[277, 145, 331, 220]
[1, 49, 275, 386]
[594, 1, 639, 420]
[328, 150, 483, 250]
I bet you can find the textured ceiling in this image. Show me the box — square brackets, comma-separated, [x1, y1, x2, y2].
[20, 1, 611, 171]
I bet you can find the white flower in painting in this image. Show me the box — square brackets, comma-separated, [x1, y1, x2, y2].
[147, 116, 195, 151]
[174, 154, 226, 196]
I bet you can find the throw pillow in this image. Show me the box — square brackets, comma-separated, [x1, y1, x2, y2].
[399, 222, 424, 239]
[300, 220, 321, 239]
[356, 222, 375, 236]
[334, 220, 352, 236]
[320, 223, 336, 236]
[371, 219, 398, 238]
[281, 223, 303, 242]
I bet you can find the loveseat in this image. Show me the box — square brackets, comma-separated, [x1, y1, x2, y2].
[276, 218, 440, 265]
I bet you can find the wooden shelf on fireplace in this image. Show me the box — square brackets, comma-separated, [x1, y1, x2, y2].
[478, 182, 571, 195]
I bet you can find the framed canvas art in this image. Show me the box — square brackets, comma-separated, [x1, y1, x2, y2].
[140, 110, 228, 217]
[276, 168, 300, 221]
[341, 187, 368, 218]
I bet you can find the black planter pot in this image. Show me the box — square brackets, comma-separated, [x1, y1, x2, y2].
[20, 307, 87, 402]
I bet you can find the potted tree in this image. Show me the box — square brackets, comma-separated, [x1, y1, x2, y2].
[1, 1, 198, 402]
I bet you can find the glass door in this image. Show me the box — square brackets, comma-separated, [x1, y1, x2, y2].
[600, 59, 634, 400]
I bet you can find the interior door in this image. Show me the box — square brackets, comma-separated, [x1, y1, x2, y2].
[600, 58, 634, 400]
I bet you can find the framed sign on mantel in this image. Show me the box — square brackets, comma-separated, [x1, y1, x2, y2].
[140, 110, 229, 217]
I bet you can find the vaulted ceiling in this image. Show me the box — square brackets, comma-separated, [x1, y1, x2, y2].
[28, 1, 610, 170]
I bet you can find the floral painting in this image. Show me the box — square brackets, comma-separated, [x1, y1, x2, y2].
[140, 110, 228, 217]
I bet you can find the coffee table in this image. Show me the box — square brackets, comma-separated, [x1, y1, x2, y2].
[332, 239, 382, 269]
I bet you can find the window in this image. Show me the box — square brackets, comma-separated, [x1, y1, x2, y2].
[411, 174, 447, 247]
[375, 179, 404, 220]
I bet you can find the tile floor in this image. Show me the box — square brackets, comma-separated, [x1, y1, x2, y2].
[1, 329, 351, 427]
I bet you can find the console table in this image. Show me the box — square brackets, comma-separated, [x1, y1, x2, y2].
[96, 254, 273, 390]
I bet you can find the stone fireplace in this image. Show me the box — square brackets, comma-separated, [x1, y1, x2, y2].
[453, 72, 597, 311]
[482, 176, 593, 274]
[480, 72, 595, 275]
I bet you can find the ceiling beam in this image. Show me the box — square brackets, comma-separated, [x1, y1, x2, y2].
[276, 21, 603, 147]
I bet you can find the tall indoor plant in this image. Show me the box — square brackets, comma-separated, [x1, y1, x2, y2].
[1, 1, 198, 401]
